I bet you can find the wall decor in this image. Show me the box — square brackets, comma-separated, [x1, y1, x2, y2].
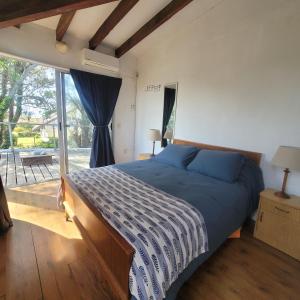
[144, 84, 161, 92]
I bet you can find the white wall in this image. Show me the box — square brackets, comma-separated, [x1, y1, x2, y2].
[113, 54, 137, 162]
[135, 0, 300, 195]
[0, 23, 137, 163]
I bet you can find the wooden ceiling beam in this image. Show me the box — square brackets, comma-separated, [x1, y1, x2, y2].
[56, 11, 76, 41]
[0, 0, 117, 29]
[89, 0, 139, 50]
[115, 0, 193, 58]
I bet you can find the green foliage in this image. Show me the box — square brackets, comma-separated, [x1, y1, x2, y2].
[17, 132, 38, 138]
[64, 75, 93, 148]
[0, 56, 56, 148]
[13, 127, 24, 133]
[35, 137, 58, 148]
[12, 133, 17, 146]
[15, 136, 58, 148]
[1, 57, 93, 151]
[12, 125, 37, 137]
[0, 96, 12, 119]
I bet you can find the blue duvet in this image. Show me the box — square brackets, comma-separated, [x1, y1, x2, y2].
[116, 158, 264, 300]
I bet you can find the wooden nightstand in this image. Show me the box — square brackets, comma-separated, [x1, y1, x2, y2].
[138, 153, 152, 160]
[254, 189, 300, 260]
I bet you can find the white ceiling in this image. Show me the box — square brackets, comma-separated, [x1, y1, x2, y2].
[33, 1, 119, 41]
[32, 0, 221, 56]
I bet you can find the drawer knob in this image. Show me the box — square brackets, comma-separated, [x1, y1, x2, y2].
[260, 212, 264, 222]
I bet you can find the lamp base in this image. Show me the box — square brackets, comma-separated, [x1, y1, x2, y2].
[274, 191, 290, 199]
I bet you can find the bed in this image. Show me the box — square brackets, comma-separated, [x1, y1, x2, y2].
[61, 139, 263, 300]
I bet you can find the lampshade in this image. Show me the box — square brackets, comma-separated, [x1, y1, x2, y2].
[272, 146, 300, 171]
[164, 130, 173, 140]
[148, 129, 161, 141]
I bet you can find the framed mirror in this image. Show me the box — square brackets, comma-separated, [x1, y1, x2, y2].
[161, 83, 178, 147]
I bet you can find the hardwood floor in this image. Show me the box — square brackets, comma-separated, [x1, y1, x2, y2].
[1, 181, 111, 300]
[1, 181, 299, 300]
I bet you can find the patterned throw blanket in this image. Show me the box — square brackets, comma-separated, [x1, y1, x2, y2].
[68, 166, 208, 300]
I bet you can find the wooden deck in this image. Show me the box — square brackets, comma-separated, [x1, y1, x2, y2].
[0, 151, 60, 187]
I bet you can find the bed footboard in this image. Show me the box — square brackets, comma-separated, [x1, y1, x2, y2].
[61, 176, 134, 300]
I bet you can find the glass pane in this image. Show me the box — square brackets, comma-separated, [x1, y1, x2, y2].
[0, 56, 60, 187]
[64, 74, 93, 172]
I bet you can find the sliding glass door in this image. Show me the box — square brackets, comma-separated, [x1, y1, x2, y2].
[0, 55, 62, 187]
[0, 54, 92, 187]
[56, 72, 93, 174]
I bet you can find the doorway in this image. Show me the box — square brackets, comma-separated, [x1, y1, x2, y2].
[56, 72, 93, 174]
[0, 55, 92, 187]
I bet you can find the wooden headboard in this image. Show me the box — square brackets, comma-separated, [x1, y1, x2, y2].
[173, 139, 262, 165]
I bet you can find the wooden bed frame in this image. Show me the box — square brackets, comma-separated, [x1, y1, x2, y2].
[61, 139, 262, 299]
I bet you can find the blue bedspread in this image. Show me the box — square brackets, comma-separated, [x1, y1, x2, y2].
[69, 166, 208, 300]
[116, 158, 264, 300]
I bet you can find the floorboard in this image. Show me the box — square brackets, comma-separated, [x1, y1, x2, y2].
[14, 154, 26, 186]
[30, 165, 44, 182]
[6, 153, 16, 187]
[0, 220, 43, 300]
[23, 165, 36, 185]
[37, 164, 52, 181]
[1, 181, 300, 300]
[46, 163, 60, 178]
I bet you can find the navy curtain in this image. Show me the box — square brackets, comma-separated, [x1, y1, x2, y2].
[70, 69, 122, 168]
[161, 88, 176, 147]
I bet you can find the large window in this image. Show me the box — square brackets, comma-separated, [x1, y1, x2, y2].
[0, 55, 93, 187]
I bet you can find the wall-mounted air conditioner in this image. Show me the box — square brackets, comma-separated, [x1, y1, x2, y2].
[81, 48, 119, 73]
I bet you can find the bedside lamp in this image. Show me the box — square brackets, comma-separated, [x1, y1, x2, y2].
[148, 129, 161, 156]
[163, 130, 173, 145]
[272, 146, 300, 199]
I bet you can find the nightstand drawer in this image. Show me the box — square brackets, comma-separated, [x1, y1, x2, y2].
[255, 189, 300, 260]
[255, 210, 300, 260]
[260, 197, 300, 223]
[255, 211, 289, 249]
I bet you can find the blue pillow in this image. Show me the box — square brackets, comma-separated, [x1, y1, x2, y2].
[187, 149, 245, 182]
[154, 144, 199, 168]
